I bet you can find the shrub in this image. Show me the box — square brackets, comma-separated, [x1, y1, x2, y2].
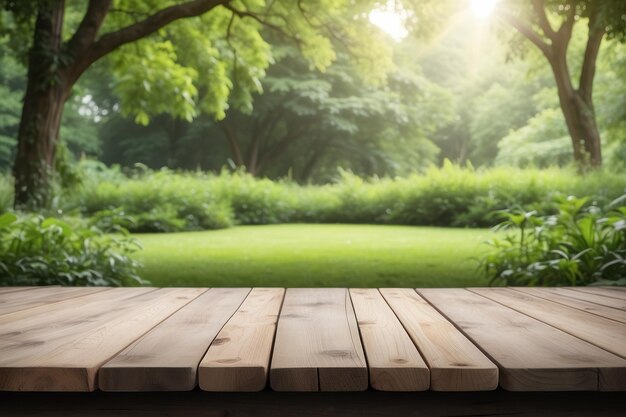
[58, 162, 626, 231]
[0, 175, 12, 214]
[480, 194, 626, 286]
[74, 166, 234, 232]
[209, 171, 297, 225]
[0, 212, 146, 286]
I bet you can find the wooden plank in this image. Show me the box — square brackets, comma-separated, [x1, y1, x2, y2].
[199, 288, 284, 392]
[418, 288, 626, 391]
[568, 287, 626, 301]
[558, 288, 626, 310]
[0, 287, 46, 294]
[269, 288, 367, 391]
[0, 287, 155, 325]
[349, 289, 429, 391]
[0, 288, 205, 391]
[0, 286, 108, 316]
[470, 288, 626, 358]
[99, 288, 250, 391]
[513, 287, 626, 323]
[380, 289, 497, 391]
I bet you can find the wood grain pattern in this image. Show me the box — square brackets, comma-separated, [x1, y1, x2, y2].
[99, 288, 250, 391]
[568, 287, 626, 301]
[558, 288, 626, 310]
[1, 286, 625, 393]
[0, 287, 107, 316]
[0, 288, 205, 391]
[512, 287, 626, 323]
[470, 288, 626, 358]
[0, 287, 44, 294]
[419, 288, 626, 391]
[269, 288, 367, 391]
[380, 289, 497, 391]
[199, 288, 285, 392]
[349, 289, 429, 391]
[0, 287, 155, 326]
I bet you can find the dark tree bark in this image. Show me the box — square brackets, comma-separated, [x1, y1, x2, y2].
[13, 0, 70, 207]
[219, 121, 245, 167]
[499, 1, 604, 171]
[299, 138, 331, 182]
[13, 0, 228, 208]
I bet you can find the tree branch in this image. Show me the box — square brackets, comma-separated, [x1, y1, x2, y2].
[497, 10, 552, 58]
[579, 11, 605, 102]
[219, 121, 244, 166]
[532, 0, 556, 40]
[66, 0, 112, 62]
[82, 0, 228, 72]
[556, 0, 576, 46]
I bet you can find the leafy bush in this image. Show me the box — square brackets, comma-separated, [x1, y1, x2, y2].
[73, 165, 234, 232]
[0, 212, 146, 286]
[480, 194, 626, 286]
[0, 174, 12, 214]
[27, 162, 626, 232]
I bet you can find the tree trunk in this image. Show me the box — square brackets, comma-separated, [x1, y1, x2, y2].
[13, 0, 69, 208]
[12, 0, 228, 208]
[498, 4, 604, 171]
[549, 52, 602, 171]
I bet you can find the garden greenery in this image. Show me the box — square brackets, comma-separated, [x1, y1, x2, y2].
[481, 194, 626, 286]
[0, 212, 145, 287]
[50, 162, 626, 232]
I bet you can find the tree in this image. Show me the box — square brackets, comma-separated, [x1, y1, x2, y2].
[210, 39, 450, 181]
[97, 41, 450, 182]
[0, 30, 101, 170]
[494, 0, 626, 170]
[0, 0, 389, 208]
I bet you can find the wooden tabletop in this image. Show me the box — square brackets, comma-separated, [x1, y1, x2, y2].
[0, 286, 624, 392]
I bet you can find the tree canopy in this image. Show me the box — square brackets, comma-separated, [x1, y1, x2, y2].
[0, 0, 624, 205]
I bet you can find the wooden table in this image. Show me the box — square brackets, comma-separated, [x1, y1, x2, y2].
[1, 286, 625, 416]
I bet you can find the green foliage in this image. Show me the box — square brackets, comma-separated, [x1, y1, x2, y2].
[99, 0, 393, 125]
[74, 164, 234, 232]
[0, 174, 12, 213]
[0, 29, 22, 169]
[0, 212, 146, 287]
[496, 108, 571, 167]
[480, 194, 626, 286]
[64, 163, 626, 231]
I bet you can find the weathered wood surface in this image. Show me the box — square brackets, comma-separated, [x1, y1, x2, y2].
[0, 287, 47, 295]
[513, 287, 626, 323]
[471, 288, 626, 358]
[568, 286, 626, 301]
[99, 288, 250, 391]
[559, 288, 626, 310]
[0, 286, 625, 393]
[0, 288, 205, 391]
[350, 288, 429, 391]
[0, 286, 107, 316]
[418, 288, 626, 391]
[199, 288, 284, 392]
[269, 288, 368, 391]
[381, 288, 498, 391]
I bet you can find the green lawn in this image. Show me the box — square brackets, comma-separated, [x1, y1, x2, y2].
[134, 224, 495, 287]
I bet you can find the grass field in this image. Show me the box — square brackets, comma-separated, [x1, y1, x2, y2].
[134, 224, 495, 287]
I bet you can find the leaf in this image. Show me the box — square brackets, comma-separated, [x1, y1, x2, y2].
[0, 212, 17, 229]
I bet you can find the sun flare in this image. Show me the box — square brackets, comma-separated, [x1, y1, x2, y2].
[470, 0, 498, 19]
[368, 2, 409, 41]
